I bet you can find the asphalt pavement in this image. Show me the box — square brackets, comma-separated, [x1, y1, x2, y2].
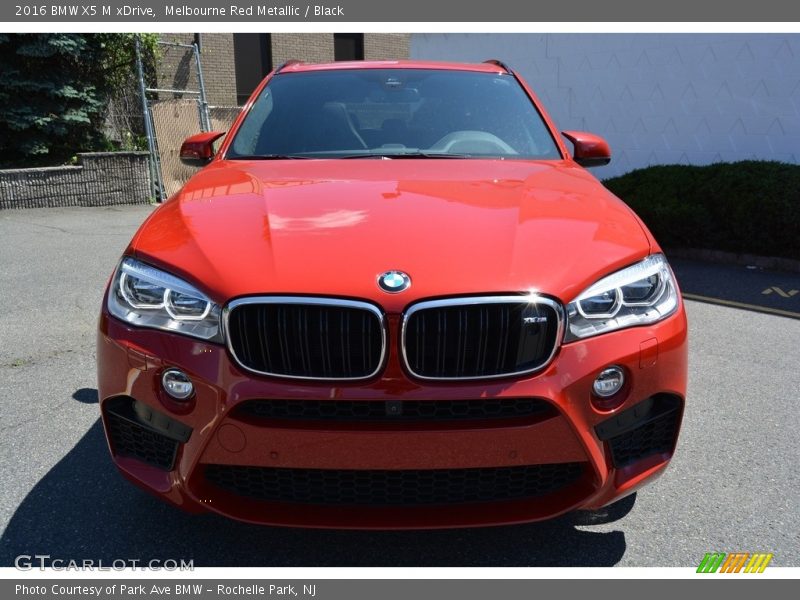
[0, 205, 798, 567]
[671, 258, 800, 320]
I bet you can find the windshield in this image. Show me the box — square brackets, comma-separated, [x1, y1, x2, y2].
[227, 69, 562, 160]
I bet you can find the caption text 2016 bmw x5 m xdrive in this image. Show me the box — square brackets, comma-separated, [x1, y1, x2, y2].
[97, 60, 687, 528]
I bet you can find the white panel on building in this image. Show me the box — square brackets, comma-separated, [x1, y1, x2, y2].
[411, 34, 800, 178]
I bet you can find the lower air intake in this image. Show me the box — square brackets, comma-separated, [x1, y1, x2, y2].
[106, 410, 179, 471]
[204, 462, 585, 506]
[234, 397, 555, 423]
[595, 394, 682, 469]
[104, 396, 191, 471]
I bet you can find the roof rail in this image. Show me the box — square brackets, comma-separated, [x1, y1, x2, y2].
[274, 60, 303, 74]
[483, 59, 513, 74]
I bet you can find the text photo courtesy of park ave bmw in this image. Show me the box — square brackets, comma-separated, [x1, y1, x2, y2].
[0, 3, 799, 586]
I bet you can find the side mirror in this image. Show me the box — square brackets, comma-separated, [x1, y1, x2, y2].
[179, 131, 226, 167]
[561, 131, 611, 168]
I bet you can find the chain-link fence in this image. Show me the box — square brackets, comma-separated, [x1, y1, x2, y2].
[99, 38, 245, 200]
[150, 99, 204, 199]
[154, 40, 205, 199]
[149, 100, 241, 198]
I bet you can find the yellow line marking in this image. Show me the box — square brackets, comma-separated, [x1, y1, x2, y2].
[761, 287, 799, 298]
[682, 293, 800, 319]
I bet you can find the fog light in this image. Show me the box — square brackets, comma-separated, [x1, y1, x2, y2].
[593, 366, 625, 398]
[162, 369, 194, 400]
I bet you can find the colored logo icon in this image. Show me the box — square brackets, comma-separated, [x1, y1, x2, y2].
[697, 552, 773, 573]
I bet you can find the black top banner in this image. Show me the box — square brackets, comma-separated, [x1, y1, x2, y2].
[2, 0, 800, 22]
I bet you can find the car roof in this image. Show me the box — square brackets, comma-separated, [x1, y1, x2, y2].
[277, 59, 509, 75]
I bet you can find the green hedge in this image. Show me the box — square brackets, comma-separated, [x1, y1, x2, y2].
[603, 161, 800, 261]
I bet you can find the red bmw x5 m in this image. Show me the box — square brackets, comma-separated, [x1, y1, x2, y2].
[97, 60, 687, 528]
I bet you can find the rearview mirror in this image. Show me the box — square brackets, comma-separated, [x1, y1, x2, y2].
[561, 131, 611, 168]
[179, 131, 226, 167]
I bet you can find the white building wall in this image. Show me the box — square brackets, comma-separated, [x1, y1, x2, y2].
[410, 34, 800, 178]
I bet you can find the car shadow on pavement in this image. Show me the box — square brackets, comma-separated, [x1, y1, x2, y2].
[1, 409, 628, 567]
[71, 388, 99, 404]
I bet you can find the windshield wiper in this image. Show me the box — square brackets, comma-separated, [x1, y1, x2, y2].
[394, 152, 474, 159]
[231, 152, 481, 160]
[338, 152, 473, 159]
[228, 154, 314, 160]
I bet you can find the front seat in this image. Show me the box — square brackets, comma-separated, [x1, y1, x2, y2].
[303, 102, 367, 152]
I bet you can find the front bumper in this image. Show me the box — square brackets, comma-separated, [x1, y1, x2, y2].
[97, 304, 687, 529]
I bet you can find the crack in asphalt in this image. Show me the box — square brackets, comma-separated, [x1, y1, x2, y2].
[0, 346, 85, 370]
[0, 397, 75, 433]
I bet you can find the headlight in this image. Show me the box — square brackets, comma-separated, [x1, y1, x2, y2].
[108, 257, 222, 342]
[565, 254, 678, 341]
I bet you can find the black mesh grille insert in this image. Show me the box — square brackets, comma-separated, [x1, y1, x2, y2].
[404, 298, 561, 379]
[227, 300, 384, 379]
[235, 398, 554, 423]
[596, 395, 682, 469]
[607, 409, 681, 468]
[204, 463, 585, 506]
[106, 410, 178, 471]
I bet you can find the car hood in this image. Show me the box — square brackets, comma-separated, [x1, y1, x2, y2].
[132, 159, 652, 310]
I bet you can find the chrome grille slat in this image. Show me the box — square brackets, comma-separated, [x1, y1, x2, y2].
[457, 307, 466, 377]
[401, 296, 563, 381]
[415, 312, 423, 373]
[300, 307, 310, 375]
[277, 306, 289, 373]
[256, 306, 269, 370]
[496, 304, 509, 372]
[437, 310, 445, 375]
[339, 311, 346, 375]
[318, 310, 328, 377]
[479, 306, 489, 374]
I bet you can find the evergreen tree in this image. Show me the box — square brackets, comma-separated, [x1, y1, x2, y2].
[0, 34, 156, 168]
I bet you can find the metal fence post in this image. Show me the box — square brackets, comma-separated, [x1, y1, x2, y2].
[193, 41, 212, 132]
[135, 36, 161, 201]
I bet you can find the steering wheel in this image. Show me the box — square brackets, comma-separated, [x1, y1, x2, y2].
[429, 131, 518, 155]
